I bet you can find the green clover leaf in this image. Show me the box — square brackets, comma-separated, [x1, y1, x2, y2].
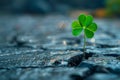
[72, 21, 83, 36]
[71, 14, 98, 59]
[72, 14, 97, 38]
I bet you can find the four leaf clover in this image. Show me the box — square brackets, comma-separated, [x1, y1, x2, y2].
[72, 14, 97, 38]
[71, 14, 98, 59]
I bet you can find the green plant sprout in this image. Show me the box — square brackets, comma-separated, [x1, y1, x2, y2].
[72, 14, 97, 59]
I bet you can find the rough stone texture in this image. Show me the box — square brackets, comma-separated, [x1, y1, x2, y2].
[0, 15, 120, 80]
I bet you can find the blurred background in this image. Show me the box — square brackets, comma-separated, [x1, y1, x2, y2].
[0, 0, 120, 18]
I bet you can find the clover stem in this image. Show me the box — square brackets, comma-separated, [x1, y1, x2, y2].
[83, 33, 86, 60]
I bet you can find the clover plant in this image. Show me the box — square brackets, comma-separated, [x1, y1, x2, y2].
[72, 14, 97, 59]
